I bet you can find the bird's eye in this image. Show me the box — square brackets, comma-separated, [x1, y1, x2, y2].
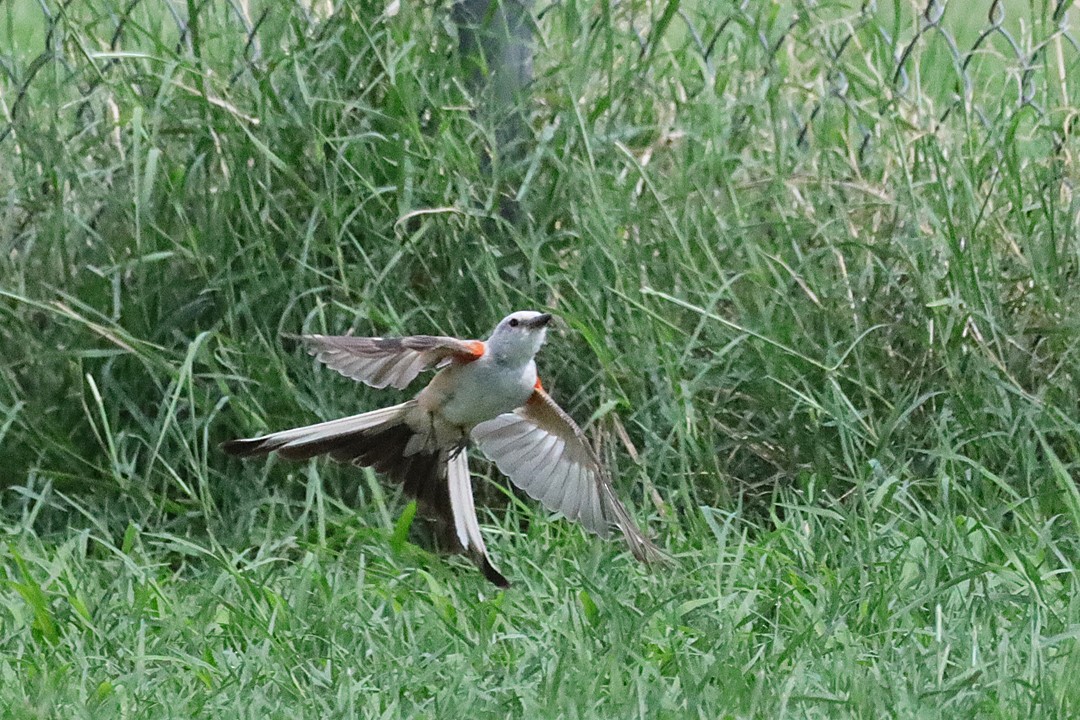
[509, 318, 520, 328]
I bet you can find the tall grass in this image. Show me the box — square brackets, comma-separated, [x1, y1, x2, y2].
[2, 0, 1079, 716]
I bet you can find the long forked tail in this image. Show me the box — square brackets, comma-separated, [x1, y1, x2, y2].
[222, 401, 444, 504]
[222, 402, 414, 460]
[222, 401, 509, 587]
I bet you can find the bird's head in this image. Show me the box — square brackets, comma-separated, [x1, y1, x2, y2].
[487, 310, 553, 366]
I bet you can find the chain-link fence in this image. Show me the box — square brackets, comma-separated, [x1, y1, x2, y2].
[2, 1, 1076, 154]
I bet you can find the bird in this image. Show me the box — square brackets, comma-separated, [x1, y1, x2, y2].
[222, 310, 662, 586]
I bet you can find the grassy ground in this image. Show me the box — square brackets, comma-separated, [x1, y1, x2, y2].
[3, 0, 1080, 716]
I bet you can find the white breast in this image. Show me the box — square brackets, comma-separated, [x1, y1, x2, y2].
[437, 357, 537, 428]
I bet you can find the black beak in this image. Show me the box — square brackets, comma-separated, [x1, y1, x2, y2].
[527, 313, 553, 329]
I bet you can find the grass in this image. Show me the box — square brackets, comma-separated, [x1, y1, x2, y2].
[2, 0, 1080, 716]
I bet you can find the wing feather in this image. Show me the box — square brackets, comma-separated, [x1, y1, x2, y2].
[302, 334, 484, 390]
[540, 449, 579, 519]
[519, 433, 559, 473]
[472, 388, 662, 562]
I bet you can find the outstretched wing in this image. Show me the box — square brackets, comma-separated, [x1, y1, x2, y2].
[301, 334, 485, 390]
[472, 388, 662, 563]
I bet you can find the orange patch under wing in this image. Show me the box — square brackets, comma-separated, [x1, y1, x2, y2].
[456, 340, 486, 363]
[534, 377, 544, 391]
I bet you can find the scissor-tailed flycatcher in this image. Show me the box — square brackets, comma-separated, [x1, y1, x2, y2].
[223, 311, 661, 586]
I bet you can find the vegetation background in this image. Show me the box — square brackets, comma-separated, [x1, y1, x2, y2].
[2, 0, 1079, 716]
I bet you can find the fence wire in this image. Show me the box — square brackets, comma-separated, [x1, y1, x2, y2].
[1, 0, 1077, 177]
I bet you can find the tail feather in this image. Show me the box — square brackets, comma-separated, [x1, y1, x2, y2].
[223, 401, 508, 586]
[222, 401, 447, 511]
[221, 402, 413, 460]
[448, 449, 509, 587]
